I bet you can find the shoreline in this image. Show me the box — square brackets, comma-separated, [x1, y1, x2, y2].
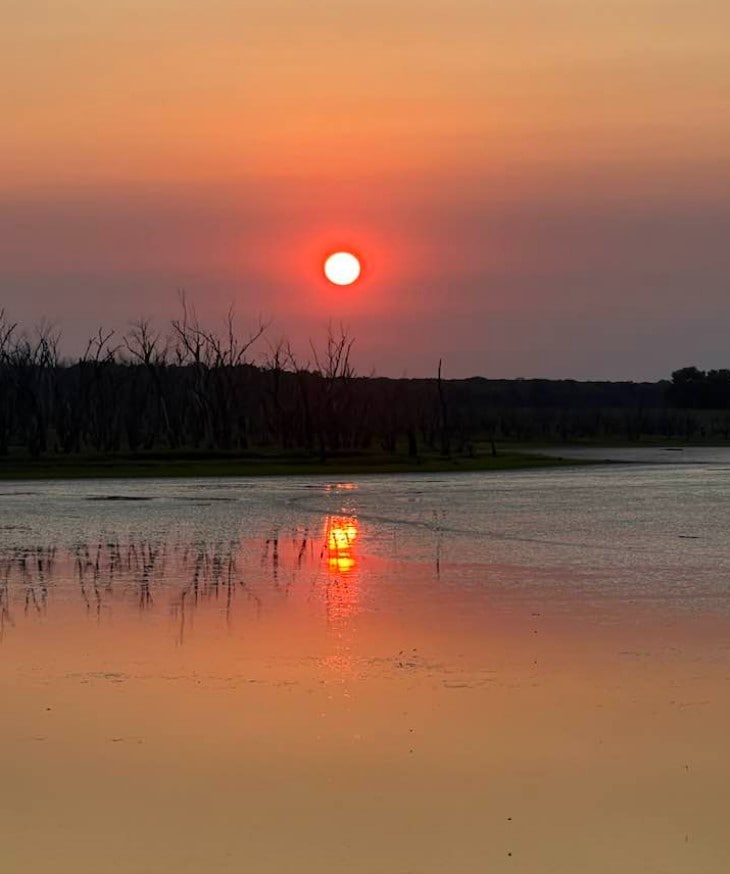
[0, 449, 605, 482]
[3, 439, 726, 482]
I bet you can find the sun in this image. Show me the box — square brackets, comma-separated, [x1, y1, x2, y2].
[324, 251, 361, 286]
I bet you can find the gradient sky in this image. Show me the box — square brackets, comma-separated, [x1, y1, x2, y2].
[2, 0, 729, 378]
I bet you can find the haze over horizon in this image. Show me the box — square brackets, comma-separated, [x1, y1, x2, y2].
[2, 1, 729, 381]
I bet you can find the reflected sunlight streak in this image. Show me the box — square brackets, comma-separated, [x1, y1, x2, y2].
[325, 515, 359, 577]
[323, 515, 361, 632]
[325, 516, 359, 572]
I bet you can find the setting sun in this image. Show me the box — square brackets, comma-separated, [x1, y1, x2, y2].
[324, 252, 361, 286]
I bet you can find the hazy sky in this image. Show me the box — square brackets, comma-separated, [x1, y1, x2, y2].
[2, 0, 729, 378]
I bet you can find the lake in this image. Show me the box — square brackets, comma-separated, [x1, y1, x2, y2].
[2, 453, 729, 872]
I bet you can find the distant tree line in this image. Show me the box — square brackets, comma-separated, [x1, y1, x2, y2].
[1, 303, 729, 461]
[665, 366, 730, 410]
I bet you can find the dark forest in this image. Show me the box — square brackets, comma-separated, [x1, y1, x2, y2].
[1, 308, 729, 462]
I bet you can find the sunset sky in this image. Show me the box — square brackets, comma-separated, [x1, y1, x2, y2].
[2, 0, 729, 378]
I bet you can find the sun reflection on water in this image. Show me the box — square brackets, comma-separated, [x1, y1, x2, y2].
[323, 515, 360, 613]
[326, 517, 358, 556]
[322, 514, 361, 676]
[0, 511, 369, 643]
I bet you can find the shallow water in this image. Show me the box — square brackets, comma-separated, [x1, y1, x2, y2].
[2, 460, 730, 872]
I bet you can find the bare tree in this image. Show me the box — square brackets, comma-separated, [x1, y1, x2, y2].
[436, 358, 450, 457]
[123, 318, 175, 447]
[309, 322, 356, 458]
[0, 310, 18, 454]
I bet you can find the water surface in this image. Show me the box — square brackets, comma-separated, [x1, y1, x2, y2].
[2, 461, 729, 872]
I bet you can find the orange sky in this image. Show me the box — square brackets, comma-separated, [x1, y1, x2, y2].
[2, 0, 729, 377]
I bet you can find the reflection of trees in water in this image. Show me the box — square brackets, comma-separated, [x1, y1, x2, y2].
[0, 521, 359, 639]
[0, 556, 12, 638]
[73, 540, 167, 616]
[261, 530, 280, 585]
[1, 540, 180, 629]
[0, 546, 56, 636]
[173, 540, 263, 643]
[0, 535, 307, 626]
[260, 525, 316, 595]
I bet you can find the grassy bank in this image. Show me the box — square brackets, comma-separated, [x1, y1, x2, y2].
[0, 448, 596, 481]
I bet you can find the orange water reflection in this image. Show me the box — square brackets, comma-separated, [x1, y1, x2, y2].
[3, 483, 730, 874]
[325, 516, 359, 576]
[326, 517, 358, 554]
[0, 516, 368, 639]
[323, 516, 361, 647]
[328, 554, 356, 574]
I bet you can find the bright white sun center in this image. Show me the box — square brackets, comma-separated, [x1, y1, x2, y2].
[324, 252, 361, 286]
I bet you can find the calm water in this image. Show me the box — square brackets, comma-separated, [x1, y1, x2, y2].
[2, 456, 730, 620]
[2, 456, 730, 872]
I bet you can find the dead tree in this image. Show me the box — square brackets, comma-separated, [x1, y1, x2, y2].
[437, 358, 450, 457]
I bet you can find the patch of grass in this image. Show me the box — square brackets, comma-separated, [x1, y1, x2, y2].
[0, 448, 598, 481]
